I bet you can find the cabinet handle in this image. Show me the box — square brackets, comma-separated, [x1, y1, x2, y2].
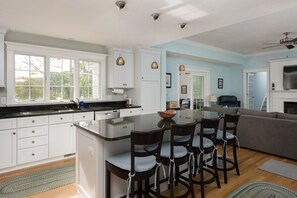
[141, 77, 144, 79]
[130, 111, 132, 113]
[32, 130, 35, 133]
[60, 117, 63, 120]
[83, 116, 85, 118]
[123, 83, 127, 86]
[70, 125, 73, 127]
[32, 120, 35, 123]
[32, 153, 35, 156]
[123, 126, 127, 129]
[32, 141, 35, 144]
[13, 132, 16, 135]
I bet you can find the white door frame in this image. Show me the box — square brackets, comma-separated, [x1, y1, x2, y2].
[177, 65, 210, 109]
[243, 67, 269, 111]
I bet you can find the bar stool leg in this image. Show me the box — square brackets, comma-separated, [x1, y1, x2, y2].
[200, 153, 205, 198]
[213, 150, 221, 188]
[223, 145, 228, 184]
[105, 168, 111, 198]
[137, 180, 142, 197]
[233, 139, 240, 176]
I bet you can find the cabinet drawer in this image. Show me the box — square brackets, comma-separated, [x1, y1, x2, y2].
[120, 108, 141, 118]
[0, 118, 17, 130]
[18, 135, 48, 149]
[18, 125, 48, 138]
[73, 112, 94, 122]
[18, 116, 48, 128]
[49, 114, 73, 124]
[107, 122, 134, 137]
[17, 145, 48, 164]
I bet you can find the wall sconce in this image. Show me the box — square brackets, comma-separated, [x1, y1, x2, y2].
[179, 64, 186, 71]
[115, 0, 126, 66]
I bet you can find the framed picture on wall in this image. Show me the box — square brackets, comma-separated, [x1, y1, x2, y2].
[166, 73, 172, 88]
[181, 85, 187, 94]
[218, 78, 223, 89]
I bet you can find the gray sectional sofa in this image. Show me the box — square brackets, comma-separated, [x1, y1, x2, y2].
[203, 106, 297, 161]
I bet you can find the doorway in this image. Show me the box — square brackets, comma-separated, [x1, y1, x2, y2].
[179, 67, 210, 110]
[243, 68, 269, 111]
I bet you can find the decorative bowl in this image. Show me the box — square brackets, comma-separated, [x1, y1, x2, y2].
[158, 110, 176, 119]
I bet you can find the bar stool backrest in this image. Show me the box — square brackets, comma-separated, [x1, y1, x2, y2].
[223, 114, 240, 138]
[170, 122, 196, 159]
[130, 128, 165, 174]
[200, 118, 220, 145]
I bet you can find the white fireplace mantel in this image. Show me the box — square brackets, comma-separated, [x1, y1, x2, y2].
[269, 58, 297, 112]
[270, 90, 297, 112]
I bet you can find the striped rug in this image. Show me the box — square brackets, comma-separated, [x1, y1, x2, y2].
[227, 182, 297, 198]
[0, 164, 75, 198]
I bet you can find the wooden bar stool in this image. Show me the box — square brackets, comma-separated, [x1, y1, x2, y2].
[191, 118, 221, 198]
[105, 128, 165, 198]
[159, 122, 196, 198]
[216, 114, 240, 184]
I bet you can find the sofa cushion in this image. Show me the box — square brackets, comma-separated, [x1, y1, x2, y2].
[277, 112, 297, 121]
[238, 108, 277, 118]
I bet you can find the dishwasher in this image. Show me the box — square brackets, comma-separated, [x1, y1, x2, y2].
[95, 110, 120, 120]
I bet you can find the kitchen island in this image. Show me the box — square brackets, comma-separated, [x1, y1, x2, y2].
[74, 110, 219, 198]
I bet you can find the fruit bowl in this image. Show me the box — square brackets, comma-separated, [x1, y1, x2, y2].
[158, 110, 176, 119]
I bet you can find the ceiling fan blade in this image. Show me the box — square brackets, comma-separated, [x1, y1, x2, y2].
[262, 44, 282, 49]
[263, 42, 280, 45]
[291, 37, 297, 43]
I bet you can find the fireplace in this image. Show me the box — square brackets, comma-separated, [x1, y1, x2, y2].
[284, 102, 297, 114]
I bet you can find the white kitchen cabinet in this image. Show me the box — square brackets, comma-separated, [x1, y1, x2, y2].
[49, 122, 74, 157]
[0, 28, 7, 87]
[120, 108, 141, 117]
[136, 50, 161, 81]
[128, 49, 162, 114]
[108, 48, 134, 88]
[17, 115, 48, 128]
[49, 113, 74, 157]
[0, 118, 17, 169]
[17, 116, 49, 165]
[0, 129, 16, 169]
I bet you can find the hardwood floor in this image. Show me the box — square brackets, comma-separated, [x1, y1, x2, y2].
[1, 147, 296, 198]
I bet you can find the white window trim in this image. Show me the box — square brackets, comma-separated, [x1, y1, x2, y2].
[6, 42, 107, 105]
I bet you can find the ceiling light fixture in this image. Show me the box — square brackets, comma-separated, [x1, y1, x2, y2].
[179, 64, 186, 71]
[179, 22, 187, 29]
[150, 13, 160, 70]
[115, 0, 126, 66]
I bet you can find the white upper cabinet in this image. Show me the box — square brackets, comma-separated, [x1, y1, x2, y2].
[108, 48, 134, 88]
[136, 50, 161, 81]
[0, 27, 7, 87]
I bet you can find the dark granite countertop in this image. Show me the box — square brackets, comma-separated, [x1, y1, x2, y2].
[74, 110, 221, 141]
[0, 101, 141, 119]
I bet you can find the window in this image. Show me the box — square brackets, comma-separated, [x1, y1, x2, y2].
[6, 42, 106, 104]
[79, 60, 100, 99]
[50, 58, 75, 101]
[15, 54, 45, 102]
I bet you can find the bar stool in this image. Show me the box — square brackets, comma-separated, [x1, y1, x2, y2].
[216, 114, 240, 184]
[191, 118, 221, 198]
[105, 128, 165, 198]
[159, 122, 196, 198]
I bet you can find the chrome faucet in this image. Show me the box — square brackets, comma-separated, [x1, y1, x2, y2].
[70, 98, 80, 109]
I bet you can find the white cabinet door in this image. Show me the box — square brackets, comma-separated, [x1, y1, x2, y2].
[0, 30, 6, 87]
[140, 81, 160, 114]
[108, 49, 134, 88]
[0, 129, 16, 169]
[49, 123, 75, 157]
[140, 52, 160, 81]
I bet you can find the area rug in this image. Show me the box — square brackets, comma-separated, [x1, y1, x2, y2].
[0, 164, 75, 198]
[259, 159, 297, 181]
[226, 182, 297, 198]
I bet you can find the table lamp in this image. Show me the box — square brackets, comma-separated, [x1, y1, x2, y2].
[208, 95, 217, 106]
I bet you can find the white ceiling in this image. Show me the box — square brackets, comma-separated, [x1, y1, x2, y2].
[1, 0, 297, 54]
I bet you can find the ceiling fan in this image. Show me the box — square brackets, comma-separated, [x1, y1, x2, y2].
[263, 32, 297, 50]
